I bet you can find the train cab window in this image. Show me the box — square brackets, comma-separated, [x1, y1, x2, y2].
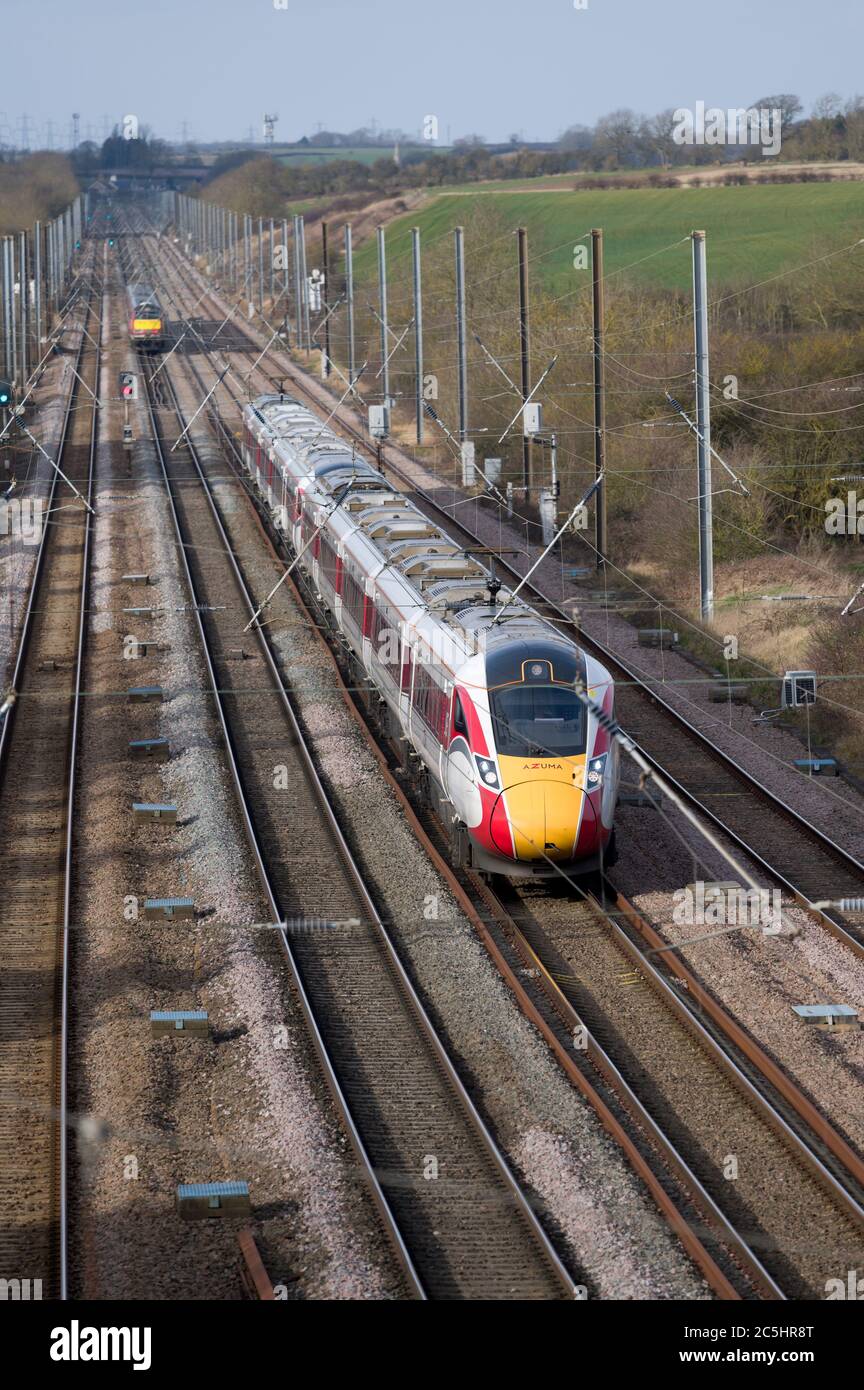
[453, 693, 469, 739]
[490, 684, 585, 758]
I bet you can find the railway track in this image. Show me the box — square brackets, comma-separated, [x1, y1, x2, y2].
[156, 234, 864, 963]
[136, 313, 577, 1300]
[0, 249, 100, 1300]
[132, 229, 864, 1296]
[184, 359, 864, 1300]
[344, 458, 864, 961]
[481, 875, 864, 1297]
[155, 327, 755, 1299]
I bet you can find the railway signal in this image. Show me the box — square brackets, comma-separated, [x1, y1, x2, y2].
[118, 371, 138, 401]
[0, 379, 13, 408]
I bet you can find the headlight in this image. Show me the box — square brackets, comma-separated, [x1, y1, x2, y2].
[475, 755, 500, 790]
[587, 754, 607, 788]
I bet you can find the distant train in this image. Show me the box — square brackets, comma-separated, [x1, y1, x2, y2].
[242, 394, 619, 878]
[127, 283, 165, 351]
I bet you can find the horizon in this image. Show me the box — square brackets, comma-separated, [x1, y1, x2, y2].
[3, 0, 862, 149]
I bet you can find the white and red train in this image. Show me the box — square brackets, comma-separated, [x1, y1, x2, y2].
[241, 394, 619, 877]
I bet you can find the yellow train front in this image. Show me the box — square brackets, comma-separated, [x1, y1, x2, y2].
[127, 282, 165, 353]
[448, 635, 620, 879]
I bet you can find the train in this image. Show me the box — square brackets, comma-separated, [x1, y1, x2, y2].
[127, 283, 165, 351]
[241, 393, 619, 878]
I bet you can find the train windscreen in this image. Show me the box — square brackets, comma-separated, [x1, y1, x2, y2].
[490, 684, 586, 758]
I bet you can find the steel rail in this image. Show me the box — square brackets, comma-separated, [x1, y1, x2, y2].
[138, 350, 424, 1301]
[168, 324, 783, 1302]
[147, 230, 864, 1286]
[59, 253, 103, 1299]
[0, 259, 97, 767]
[138, 312, 578, 1300]
[206, 387, 864, 1302]
[161, 234, 864, 960]
[0, 248, 100, 1301]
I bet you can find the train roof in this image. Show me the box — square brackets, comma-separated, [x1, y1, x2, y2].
[246, 393, 607, 680]
[128, 282, 161, 307]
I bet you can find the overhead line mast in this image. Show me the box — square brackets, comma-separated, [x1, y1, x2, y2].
[692, 229, 714, 623]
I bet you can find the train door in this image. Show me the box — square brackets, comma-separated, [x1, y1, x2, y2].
[445, 689, 481, 826]
[266, 450, 275, 505]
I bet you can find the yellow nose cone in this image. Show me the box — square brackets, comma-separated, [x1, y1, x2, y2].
[500, 780, 584, 862]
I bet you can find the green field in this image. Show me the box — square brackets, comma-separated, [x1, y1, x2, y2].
[356, 181, 864, 292]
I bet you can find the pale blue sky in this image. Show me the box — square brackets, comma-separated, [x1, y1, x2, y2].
[4, 0, 863, 147]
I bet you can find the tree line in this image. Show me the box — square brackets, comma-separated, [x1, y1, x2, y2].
[198, 92, 864, 211]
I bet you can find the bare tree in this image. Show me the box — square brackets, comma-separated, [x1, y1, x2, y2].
[751, 93, 803, 136]
[640, 109, 680, 167]
[844, 95, 864, 160]
[558, 124, 593, 152]
[812, 92, 843, 119]
[593, 109, 641, 168]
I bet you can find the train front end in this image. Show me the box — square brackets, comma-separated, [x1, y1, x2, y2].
[449, 638, 618, 878]
[128, 289, 165, 352]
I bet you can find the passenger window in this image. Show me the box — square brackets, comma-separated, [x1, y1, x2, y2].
[453, 694, 469, 738]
